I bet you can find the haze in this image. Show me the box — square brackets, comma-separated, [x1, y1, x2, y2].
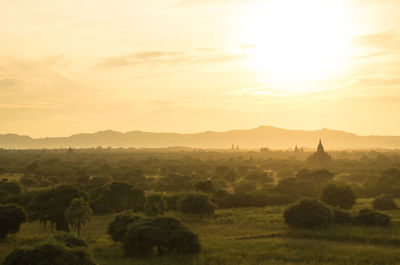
[1, 0, 400, 137]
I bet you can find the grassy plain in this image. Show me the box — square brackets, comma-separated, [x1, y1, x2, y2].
[1, 199, 400, 265]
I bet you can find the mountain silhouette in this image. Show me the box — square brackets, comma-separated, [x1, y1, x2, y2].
[1, 126, 399, 149]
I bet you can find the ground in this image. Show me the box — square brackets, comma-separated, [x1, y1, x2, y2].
[1, 198, 400, 265]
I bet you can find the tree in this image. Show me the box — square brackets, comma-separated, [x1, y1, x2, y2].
[123, 217, 200, 257]
[0, 204, 26, 239]
[284, 198, 333, 229]
[65, 198, 92, 236]
[353, 209, 391, 226]
[195, 180, 214, 193]
[107, 212, 142, 242]
[320, 183, 356, 209]
[178, 193, 216, 217]
[0, 181, 22, 195]
[90, 182, 145, 214]
[27, 185, 84, 231]
[372, 194, 398, 210]
[2, 243, 96, 265]
[144, 193, 166, 217]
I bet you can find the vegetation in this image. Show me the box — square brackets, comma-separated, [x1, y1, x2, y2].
[320, 182, 356, 209]
[372, 194, 398, 210]
[122, 217, 200, 257]
[0, 204, 26, 239]
[65, 198, 93, 236]
[352, 209, 391, 227]
[107, 212, 141, 242]
[2, 243, 96, 265]
[284, 198, 333, 228]
[1, 148, 400, 264]
[178, 193, 216, 217]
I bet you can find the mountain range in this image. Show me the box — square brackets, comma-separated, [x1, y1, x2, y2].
[1, 126, 400, 149]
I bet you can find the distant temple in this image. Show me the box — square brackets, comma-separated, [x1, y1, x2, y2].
[308, 140, 331, 162]
[294, 145, 303, 153]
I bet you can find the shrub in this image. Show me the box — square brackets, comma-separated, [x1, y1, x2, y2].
[372, 194, 398, 210]
[178, 193, 216, 217]
[164, 194, 182, 211]
[107, 213, 141, 242]
[284, 198, 333, 229]
[123, 217, 200, 257]
[332, 208, 351, 224]
[2, 243, 96, 265]
[0, 204, 26, 239]
[234, 181, 257, 194]
[144, 193, 166, 217]
[0, 181, 22, 195]
[320, 183, 356, 209]
[195, 180, 214, 193]
[54, 232, 87, 248]
[353, 209, 391, 226]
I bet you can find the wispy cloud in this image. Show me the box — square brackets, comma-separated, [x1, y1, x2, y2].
[96, 50, 246, 69]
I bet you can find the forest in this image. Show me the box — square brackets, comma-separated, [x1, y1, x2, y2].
[1, 147, 400, 265]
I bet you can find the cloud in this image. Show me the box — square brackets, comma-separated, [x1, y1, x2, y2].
[354, 31, 400, 52]
[96, 51, 186, 68]
[174, 0, 258, 6]
[0, 78, 22, 89]
[96, 50, 247, 69]
[196, 48, 219, 52]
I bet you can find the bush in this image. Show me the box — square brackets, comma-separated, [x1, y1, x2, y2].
[353, 209, 391, 226]
[123, 217, 200, 257]
[320, 183, 356, 209]
[2, 243, 96, 265]
[218, 192, 295, 208]
[144, 193, 166, 217]
[0, 204, 26, 238]
[107, 213, 142, 242]
[234, 181, 257, 194]
[54, 232, 87, 248]
[178, 193, 216, 217]
[164, 194, 182, 211]
[372, 194, 398, 210]
[283, 198, 333, 229]
[332, 208, 352, 224]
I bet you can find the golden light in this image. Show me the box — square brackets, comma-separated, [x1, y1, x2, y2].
[239, 0, 353, 92]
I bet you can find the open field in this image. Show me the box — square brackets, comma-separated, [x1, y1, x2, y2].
[2, 198, 400, 265]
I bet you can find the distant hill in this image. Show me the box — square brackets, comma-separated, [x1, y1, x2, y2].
[1, 126, 400, 149]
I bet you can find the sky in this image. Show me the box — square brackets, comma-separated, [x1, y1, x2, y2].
[0, 0, 400, 137]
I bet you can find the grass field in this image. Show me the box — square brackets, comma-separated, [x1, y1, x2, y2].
[1, 199, 400, 265]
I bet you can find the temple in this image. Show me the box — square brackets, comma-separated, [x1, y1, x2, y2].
[307, 139, 332, 162]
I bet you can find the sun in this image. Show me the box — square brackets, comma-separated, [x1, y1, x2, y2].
[239, 0, 353, 92]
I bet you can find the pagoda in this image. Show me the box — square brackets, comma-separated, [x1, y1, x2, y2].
[308, 140, 332, 162]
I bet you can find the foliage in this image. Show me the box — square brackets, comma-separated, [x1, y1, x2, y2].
[331, 208, 352, 224]
[284, 198, 333, 229]
[27, 185, 84, 231]
[65, 198, 92, 236]
[234, 181, 257, 194]
[320, 183, 356, 209]
[144, 193, 166, 217]
[2, 243, 96, 265]
[372, 194, 398, 210]
[178, 193, 216, 217]
[0, 204, 26, 238]
[107, 212, 142, 242]
[90, 182, 144, 214]
[122, 217, 200, 257]
[54, 232, 88, 248]
[0, 181, 22, 195]
[352, 209, 391, 227]
[195, 180, 214, 193]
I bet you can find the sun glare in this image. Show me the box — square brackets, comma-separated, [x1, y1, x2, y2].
[239, 0, 353, 92]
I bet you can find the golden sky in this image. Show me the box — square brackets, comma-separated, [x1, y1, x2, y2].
[1, 0, 400, 137]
